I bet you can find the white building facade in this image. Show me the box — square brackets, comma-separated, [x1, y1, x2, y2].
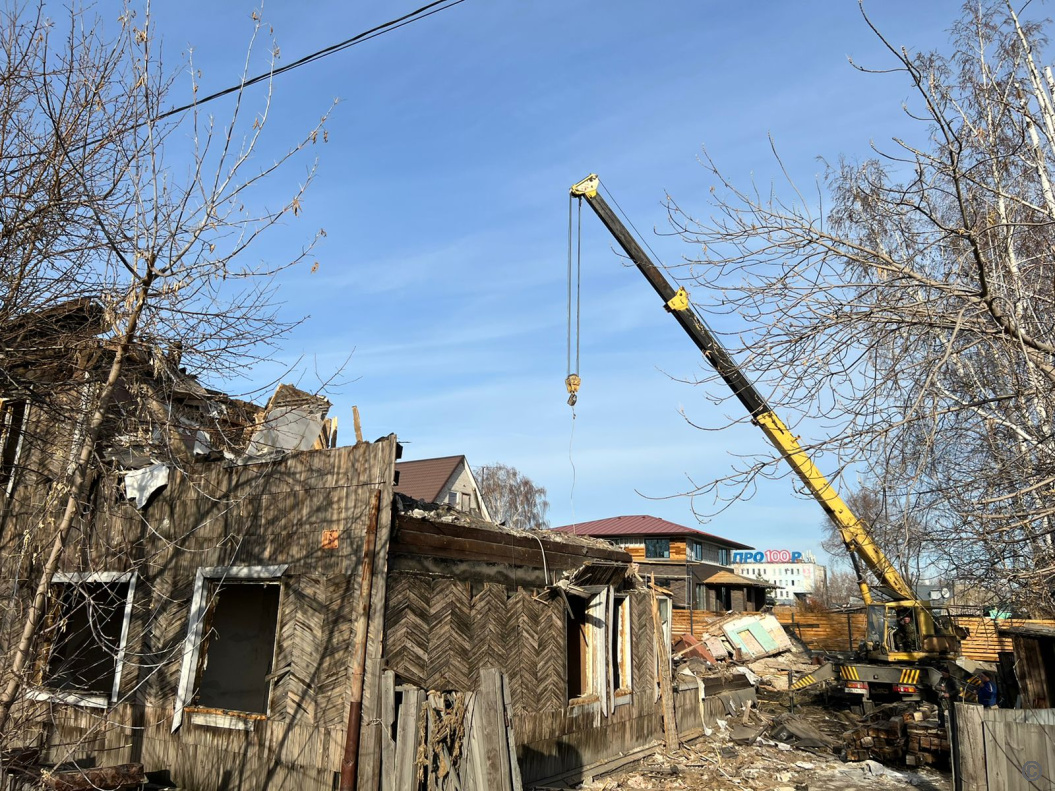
[731, 549, 827, 602]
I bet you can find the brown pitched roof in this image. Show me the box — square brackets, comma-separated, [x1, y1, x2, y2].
[551, 515, 753, 550]
[705, 570, 773, 588]
[394, 456, 465, 502]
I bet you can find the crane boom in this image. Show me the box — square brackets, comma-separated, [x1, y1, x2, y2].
[570, 174, 917, 605]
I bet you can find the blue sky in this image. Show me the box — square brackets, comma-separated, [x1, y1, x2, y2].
[140, 1, 967, 563]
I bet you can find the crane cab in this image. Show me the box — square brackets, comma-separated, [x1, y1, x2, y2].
[863, 602, 967, 663]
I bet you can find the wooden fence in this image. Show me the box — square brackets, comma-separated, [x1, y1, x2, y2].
[954, 704, 1055, 790]
[772, 607, 1055, 663]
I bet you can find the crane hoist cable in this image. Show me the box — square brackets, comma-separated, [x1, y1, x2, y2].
[565, 193, 582, 406]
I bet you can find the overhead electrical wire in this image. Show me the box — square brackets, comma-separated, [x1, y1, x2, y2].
[2, 0, 468, 174]
[158, 0, 468, 122]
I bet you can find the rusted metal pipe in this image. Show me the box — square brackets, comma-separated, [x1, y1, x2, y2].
[339, 489, 382, 791]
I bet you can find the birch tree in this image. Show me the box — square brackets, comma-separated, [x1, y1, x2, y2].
[0, 3, 329, 735]
[474, 463, 550, 530]
[669, 1, 1055, 614]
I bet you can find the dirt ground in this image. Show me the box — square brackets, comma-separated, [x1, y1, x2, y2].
[573, 694, 952, 791]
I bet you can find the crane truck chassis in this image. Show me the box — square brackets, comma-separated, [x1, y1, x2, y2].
[569, 173, 971, 705]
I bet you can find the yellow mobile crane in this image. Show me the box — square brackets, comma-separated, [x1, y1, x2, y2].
[570, 174, 969, 704]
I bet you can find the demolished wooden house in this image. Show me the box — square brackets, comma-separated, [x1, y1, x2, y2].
[0, 314, 751, 790]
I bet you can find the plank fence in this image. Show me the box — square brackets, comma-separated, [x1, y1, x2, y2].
[772, 607, 1055, 663]
[954, 704, 1055, 790]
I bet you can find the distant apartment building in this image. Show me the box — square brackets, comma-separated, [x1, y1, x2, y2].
[732, 549, 827, 603]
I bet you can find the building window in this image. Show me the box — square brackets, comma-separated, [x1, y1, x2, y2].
[460, 491, 471, 511]
[0, 399, 26, 494]
[695, 583, 706, 609]
[565, 588, 625, 711]
[718, 548, 730, 565]
[447, 491, 459, 506]
[611, 596, 632, 694]
[174, 565, 286, 731]
[566, 595, 590, 700]
[36, 572, 136, 708]
[195, 583, 280, 713]
[688, 541, 703, 562]
[645, 539, 670, 559]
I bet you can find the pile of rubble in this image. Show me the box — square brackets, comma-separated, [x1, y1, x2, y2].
[842, 702, 949, 768]
[574, 703, 949, 791]
[672, 612, 818, 694]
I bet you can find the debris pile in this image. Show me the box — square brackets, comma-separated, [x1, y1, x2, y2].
[673, 612, 818, 693]
[841, 702, 948, 768]
[578, 706, 948, 791]
[905, 719, 950, 768]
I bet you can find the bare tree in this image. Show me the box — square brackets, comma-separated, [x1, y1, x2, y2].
[821, 569, 864, 608]
[819, 485, 938, 590]
[666, 1, 1055, 616]
[473, 463, 550, 530]
[0, 2, 329, 737]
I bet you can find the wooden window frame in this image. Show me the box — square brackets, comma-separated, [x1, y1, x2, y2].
[644, 539, 670, 559]
[612, 594, 632, 703]
[172, 565, 287, 732]
[27, 571, 137, 709]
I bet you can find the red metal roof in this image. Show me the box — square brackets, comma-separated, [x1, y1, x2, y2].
[394, 456, 465, 503]
[551, 515, 753, 550]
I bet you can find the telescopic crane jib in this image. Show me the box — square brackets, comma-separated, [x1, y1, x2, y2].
[568, 173, 965, 667]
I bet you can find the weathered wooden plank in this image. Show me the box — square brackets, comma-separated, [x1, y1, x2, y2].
[380, 671, 396, 791]
[955, 703, 986, 791]
[394, 516, 629, 565]
[472, 669, 512, 791]
[356, 436, 399, 791]
[393, 689, 424, 791]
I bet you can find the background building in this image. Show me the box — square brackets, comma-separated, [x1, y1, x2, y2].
[553, 516, 769, 612]
[732, 549, 827, 603]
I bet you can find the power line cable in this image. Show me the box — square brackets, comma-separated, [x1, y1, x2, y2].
[159, 0, 468, 122]
[1, 0, 468, 176]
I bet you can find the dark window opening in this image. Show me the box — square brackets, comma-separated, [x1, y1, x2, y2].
[713, 585, 732, 612]
[611, 596, 629, 692]
[194, 583, 280, 714]
[645, 539, 670, 559]
[45, 581, 129, 697]
[566, 595, 589, 700]
[0, 400, 26, 492]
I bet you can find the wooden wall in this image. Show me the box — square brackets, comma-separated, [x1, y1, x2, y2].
[4, 437, 398, 791]
[381, 571, 661, 786]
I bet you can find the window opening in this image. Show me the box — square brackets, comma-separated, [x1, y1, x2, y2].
[45, 580, 130, 697]
[194, 582, 280, 714]
[610, 596, 631, 693]
[0, 399, 26, 493]
[566, 595, 589, 700]
[173, 565, 286, 731]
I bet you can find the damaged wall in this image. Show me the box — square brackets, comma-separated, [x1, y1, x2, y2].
[380, 508, 674, 786]
[1, 437, 399, 791]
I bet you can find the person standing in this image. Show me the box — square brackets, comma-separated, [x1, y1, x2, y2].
[977, 672, 998, 708]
